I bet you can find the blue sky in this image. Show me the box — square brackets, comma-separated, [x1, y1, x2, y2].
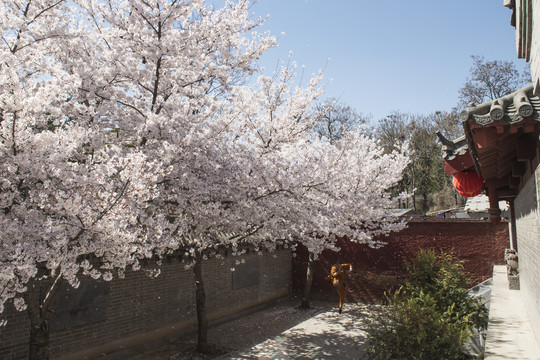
[244, 0, 528, 122]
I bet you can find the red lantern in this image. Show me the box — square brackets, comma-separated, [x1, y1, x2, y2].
[453, 170, 484, 197]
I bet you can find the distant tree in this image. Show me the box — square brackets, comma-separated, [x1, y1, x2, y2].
[430, 110, 462, 142]
[375, 111, 464, 214]
[313, 98, 369, 143]
[458, 55, 531, 108]
[375, 111, 412, 154]
[430, 111, 467, 211]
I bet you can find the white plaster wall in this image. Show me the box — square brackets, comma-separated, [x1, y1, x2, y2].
[531, 0, 540, 90]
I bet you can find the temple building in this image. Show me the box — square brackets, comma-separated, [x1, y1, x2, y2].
[438, 0, 540, 348]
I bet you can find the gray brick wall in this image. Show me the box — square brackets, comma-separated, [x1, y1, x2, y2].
[0, 248, 291, 359]
[514, 164, 540, 345]
[0, 305, 30, 360]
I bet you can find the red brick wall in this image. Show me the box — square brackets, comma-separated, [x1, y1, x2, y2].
[292, 219, 509, 304]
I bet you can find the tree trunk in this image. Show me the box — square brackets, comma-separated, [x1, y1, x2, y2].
[300, 252, 315, 308]
[25, 274, 63, 360]
[193, 252, 209, 353]
[28, 321, 49, 360]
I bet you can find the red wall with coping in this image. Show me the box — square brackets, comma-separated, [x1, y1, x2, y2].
[291, 219, 509, 304]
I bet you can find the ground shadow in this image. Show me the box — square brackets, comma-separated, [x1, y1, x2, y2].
[223, 304, 374, 360]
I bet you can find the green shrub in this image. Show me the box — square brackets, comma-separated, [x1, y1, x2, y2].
[364, 250, 488, 360]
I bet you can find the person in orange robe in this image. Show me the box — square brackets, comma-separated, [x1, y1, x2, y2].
[326, 261, 353, 314]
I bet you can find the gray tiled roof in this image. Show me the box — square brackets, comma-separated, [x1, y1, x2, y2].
[459, 84, 539, 126]
[436, 132, 468, 161]
[439, 84, 540, 199]
[438, 84, 539, 163]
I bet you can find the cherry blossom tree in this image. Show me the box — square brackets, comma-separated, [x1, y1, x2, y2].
[294, 129, 410, 308]
[0, 0, 300, 356]
[69, 0, 281, 353]
[1, 1, 411, 358]
[217, 62, 411, 309]
[0, 1, 167, 358]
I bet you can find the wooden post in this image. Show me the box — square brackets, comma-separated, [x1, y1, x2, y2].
[487, 186, 501, 223]
[508, 199, 518, 251]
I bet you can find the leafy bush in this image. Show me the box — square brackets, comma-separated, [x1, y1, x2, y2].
[364, 250, 488, 360]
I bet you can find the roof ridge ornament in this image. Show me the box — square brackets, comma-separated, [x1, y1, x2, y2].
[505, 113, 525, 124]
[490, 99, 505, 121]
[513, 91, 533, 118]
[435, 131, 456, 150]
[459, 109, 470, 122]
[473, 113, 494, 126]
[460, 84, 535, 125]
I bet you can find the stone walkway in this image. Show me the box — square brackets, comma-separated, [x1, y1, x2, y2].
[484, 266, 540, 359]
[220, 303, 374, 360]
[120, 299, 375, 360]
